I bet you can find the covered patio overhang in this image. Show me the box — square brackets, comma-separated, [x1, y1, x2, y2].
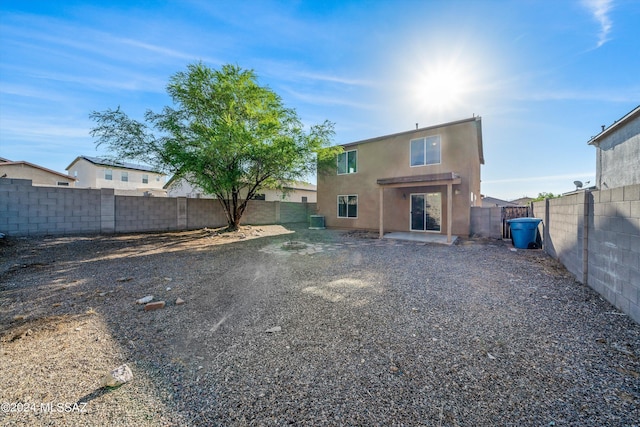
[376, 172, 461, 243]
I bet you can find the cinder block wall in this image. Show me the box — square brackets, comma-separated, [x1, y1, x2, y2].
[0, 178, 312, 237]
[186, 199, 228, 229]
[533, 185, 640, 323]
[115, 196, 179, 233]
[588, 186, 640, 320]
[470, 207, 502, 238]
[243, 200, 277, 225]
[0, 178, 102, 235]
[281, 202, 313, 224]
[533, 192, 586, 281]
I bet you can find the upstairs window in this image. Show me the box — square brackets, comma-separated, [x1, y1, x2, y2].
[337, 150, 357, 174]
[410, 135, 441, 166]
[121, 171, 128, 182]
[142, 174, 149, 184]
[105, 169, 112, 180]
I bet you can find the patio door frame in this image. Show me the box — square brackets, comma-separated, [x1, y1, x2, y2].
[410, 192, 442, 232]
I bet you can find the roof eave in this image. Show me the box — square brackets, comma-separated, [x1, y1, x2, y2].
[341, 116, 480, 148]
[588, 105, 640, 145]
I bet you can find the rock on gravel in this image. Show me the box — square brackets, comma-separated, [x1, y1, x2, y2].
[144, 301, 166, 311]
[136, 295, 153, 304]
[102, 364, 133, 387]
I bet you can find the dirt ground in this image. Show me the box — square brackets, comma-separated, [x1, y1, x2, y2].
[1, 224, 638, 426]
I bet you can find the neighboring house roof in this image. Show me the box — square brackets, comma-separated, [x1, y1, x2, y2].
[340, 116, 484, 165]
[163, 175, 316, 192]
[66, 155, 160, 173]
[588, 105, 640, 146]
[510, 197, 533, 206]
[282, 181, 317, 191]
[0, 159, 76, 181]
[481, 195, 519, 207]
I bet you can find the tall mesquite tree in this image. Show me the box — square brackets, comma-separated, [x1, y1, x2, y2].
[90, 63, 339, 230]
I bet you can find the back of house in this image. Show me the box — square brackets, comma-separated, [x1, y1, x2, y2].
[317, 116, 484, 240]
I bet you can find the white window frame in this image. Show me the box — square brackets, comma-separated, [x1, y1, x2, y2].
[121, 171, 129, 182]
[410, 135, 441, 167]
[142, 174, 149, 184]
[337, 149, 357, 175]
[105, 169, 113, 180]
[337, 194, 358, 218]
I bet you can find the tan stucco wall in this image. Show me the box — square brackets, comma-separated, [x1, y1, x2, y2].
[317, 118, 482, 236]
[0, 164, 75, 187]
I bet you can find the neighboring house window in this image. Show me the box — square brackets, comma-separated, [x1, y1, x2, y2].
[121, 171, 128, 182]
[105, 169, 113, 180]
[73, 170, 78, 177]
[337, 150, 357, 174]
[410, 135, 441, 166]
[57, 182, 69, 186]
[302, 196, 308, 203]
[252, 194, 266, 200]
[338, 195, 358, 218]
[142, 174, 149, 184]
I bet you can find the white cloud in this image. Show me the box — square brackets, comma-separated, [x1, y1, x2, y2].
[583, 0, 613, 48]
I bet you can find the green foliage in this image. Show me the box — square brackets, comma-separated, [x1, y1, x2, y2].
[90, 62, 337, 230]
[530, 192, 560, 202]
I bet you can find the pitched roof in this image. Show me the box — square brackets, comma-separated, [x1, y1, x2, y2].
[340, 116, 484, 165]
[0, 160, 76, 181]
[588, 105, 640, 145]
[66, 155, 160, 173]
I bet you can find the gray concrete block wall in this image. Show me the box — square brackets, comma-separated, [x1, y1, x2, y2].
[186, 199, 228, 229]
[280, 202, 310, 224]
[539, 193, 584, 280]
[535, 185, 640, 324]
[0, 178, 101, 236]
[587, 185, 640, 321]
[470, 207, 502, 238]
[1, 178, 321, 237]
[115, 196, 178, 233]
[243, 200, 277, 225]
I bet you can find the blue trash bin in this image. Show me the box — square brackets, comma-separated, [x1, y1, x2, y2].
[507, 218, 542, 249]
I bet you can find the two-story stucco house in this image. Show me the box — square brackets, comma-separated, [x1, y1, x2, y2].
[317, 116, 484, 242]
[588, 105, 640, 190]
[66, 155, 166, 196]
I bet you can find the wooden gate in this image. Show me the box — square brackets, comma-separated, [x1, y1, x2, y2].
[502, 206, 530, 239]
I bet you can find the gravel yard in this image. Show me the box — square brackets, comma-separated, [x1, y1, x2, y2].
[1, 224, 639, 426]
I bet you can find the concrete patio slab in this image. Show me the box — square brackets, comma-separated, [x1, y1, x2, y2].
[382, 232, 457, 245]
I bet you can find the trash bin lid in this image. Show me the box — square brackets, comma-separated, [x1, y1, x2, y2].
[507, 218, 542, 224]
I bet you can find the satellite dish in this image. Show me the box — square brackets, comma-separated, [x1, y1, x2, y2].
[574, 180, 583, 189]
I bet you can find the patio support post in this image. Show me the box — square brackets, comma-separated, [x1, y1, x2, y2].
[447, 183, 453, 243]
[379, 186, 384, 239]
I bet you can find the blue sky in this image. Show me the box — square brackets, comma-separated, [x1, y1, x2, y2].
[1, 0, 638, 200]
